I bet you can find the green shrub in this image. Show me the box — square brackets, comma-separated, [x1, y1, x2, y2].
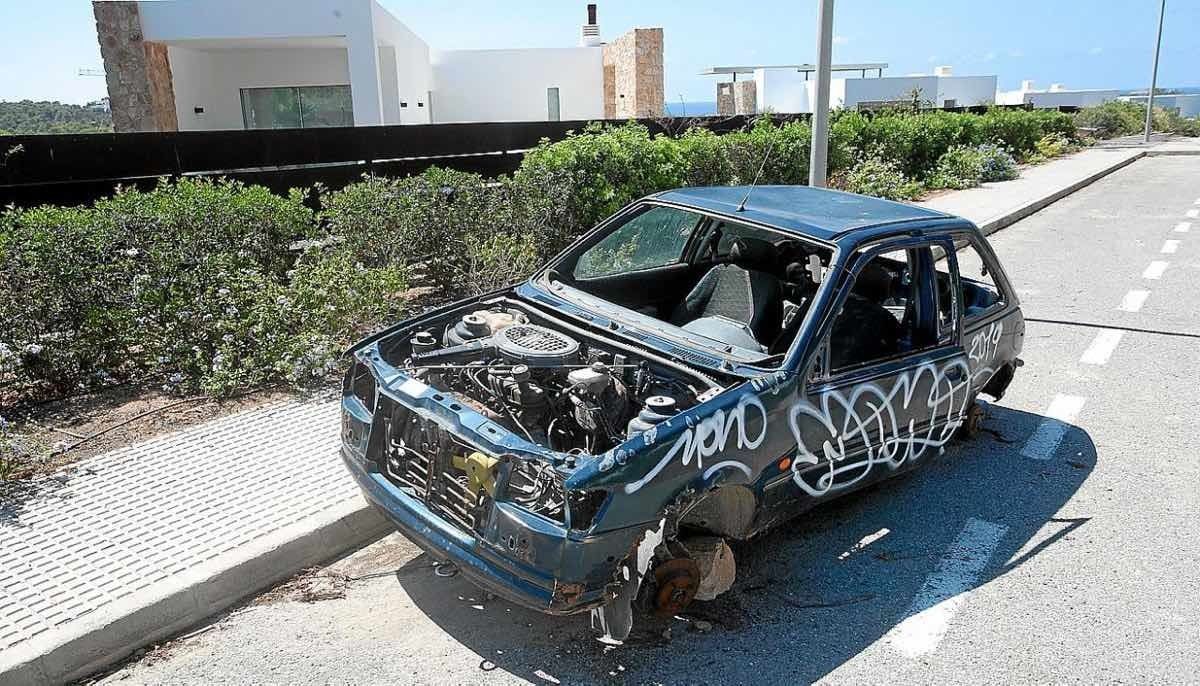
[929, 145, 985, 190]
[839, 157, 922, 201]
[674, 127, 734, 187]
[1, 177, 413, 402]
[1074, 101, 1145, 138]
[976, 143, 1020, 182]
[1034, 132, 1075, 159]
[513, 122, 686, 241]
[261, 248, 408, 390]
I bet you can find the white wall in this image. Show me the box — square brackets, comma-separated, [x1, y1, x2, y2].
[998, 86, 1120, 109]
[169, 46, 352, 131]
[754, 68, 811, 114]
[431, 48, 603, 123]
[841, 75, 938, 108]
[1123, 94, 1200, 118]
[372, 2, 432, 124]
[139, 0, 374, 42]
[936, 76, 997, 107]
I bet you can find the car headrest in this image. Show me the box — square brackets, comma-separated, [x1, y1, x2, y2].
[729, 237, 776, 272]
[854, 262, 894, 302]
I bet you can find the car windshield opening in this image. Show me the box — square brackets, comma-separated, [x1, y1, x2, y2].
[549, 204, 834, 363]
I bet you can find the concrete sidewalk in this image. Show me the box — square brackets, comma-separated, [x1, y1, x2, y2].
[917, 138, 1200, 233]
[0, 400, 389, 685]
[1, 137, 1196, 686]
[917, 146, 1143, 234]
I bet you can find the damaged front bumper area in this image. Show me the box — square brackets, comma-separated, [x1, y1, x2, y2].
[340, 347, 642, 615]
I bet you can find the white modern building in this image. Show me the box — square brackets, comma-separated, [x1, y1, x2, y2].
[706, 64, 996, 115]
[93, 0, 663, 132]
[1120, 93, 1200, 118]
[996, 80, 1120, 109]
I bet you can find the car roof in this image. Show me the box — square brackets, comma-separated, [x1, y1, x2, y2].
[652, 185, 954, 242]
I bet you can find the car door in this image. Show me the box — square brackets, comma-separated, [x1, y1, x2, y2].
[787, 237, 972, 499]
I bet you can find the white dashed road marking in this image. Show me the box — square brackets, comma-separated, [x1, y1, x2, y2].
[1142, 261, 1169, 279]
[838, 528, 890, 560]
[1187, 209, 1199, 219]
[884, 518, 1008, 658]
[1161, 240, 1180, 254]
[1079, 329, 1124, 365]
[1020, 394, 1087, 460]
[1175, 222, 1192, 233]
[1118, 290, 1150, 312]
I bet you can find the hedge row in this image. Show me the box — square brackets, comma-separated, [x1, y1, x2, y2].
[2, 107, 1081, 405]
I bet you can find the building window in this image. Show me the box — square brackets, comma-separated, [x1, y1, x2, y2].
[547, 87, 561, 122]
[239, 85, 354, 129]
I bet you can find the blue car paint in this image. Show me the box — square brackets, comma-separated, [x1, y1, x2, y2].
[339, 187, 1025, 616]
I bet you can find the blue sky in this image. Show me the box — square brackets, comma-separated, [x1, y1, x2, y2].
[1, 0, 1197, 105]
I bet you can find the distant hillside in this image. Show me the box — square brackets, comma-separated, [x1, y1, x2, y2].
[0, 100, 113, 135]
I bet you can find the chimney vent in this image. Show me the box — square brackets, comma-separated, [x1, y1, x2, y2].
[1021, 79, 1036, 91]
[580, 3, 601, 46]
[933, 65, 953, 77]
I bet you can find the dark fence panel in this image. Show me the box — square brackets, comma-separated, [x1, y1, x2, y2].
[0, 106, 1077, 209]
[0, 115, 786, 208]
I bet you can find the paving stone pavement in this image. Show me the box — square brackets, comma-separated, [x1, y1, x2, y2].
[0, 398, 377, 681]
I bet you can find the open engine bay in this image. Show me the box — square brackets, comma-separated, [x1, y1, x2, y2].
[359, 296, 730, 530]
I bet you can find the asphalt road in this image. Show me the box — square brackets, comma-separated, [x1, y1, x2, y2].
[99, 156, 1200, 685]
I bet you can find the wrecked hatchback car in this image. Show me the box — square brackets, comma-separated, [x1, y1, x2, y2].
[340, 185, 1024, 640]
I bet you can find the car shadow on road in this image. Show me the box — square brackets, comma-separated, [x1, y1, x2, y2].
[393, 404, 1095, 684]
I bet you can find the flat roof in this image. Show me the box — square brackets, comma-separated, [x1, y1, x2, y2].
[700, 63, 888, 76]
[652, 186, 949, 241]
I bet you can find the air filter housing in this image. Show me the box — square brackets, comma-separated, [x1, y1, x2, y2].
[493, 324, 580, 366]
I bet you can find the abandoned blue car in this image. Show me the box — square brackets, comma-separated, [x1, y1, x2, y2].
[340, 185, 1024, 640]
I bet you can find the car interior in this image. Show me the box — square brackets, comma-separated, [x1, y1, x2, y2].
[556, 205, 835, 356]
[555, 204, 996, 373]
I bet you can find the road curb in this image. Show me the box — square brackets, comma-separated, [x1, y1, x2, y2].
[973, 151, 1147, 238]
[0, 497, 388, 686]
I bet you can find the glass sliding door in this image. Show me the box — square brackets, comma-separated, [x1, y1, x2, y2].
[298, 86, 354, 127]
[240, 85, 354, 129]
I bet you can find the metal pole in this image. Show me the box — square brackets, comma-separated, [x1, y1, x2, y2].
[808, 0, 835, 187]
[1144, 0, 1166, 143]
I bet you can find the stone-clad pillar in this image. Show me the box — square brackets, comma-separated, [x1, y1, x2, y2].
[602, 28, 664, 119]
[93, 1, 178, 132]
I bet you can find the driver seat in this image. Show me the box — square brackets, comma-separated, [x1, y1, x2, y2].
[670, 238, 782, 343]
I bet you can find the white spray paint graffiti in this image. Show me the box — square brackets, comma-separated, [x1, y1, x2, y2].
[967, 321, 1003, 385]
[622, 395, 764, 494]
[787, 323, 1004, 497]
[615, 323, 1005, 496]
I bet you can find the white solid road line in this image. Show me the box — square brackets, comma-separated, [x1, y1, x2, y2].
[884, 518, 1009, 658]
[1161, 240, 1181, 254]
[1020, 394, 1087, 460]
[1187, 209, 1200, 219]
[1143, 261, 1169, 279]
[1176, 222, 1192, 233]
[1118, 290, 1150, 312]
[1080, 329, 1124, 365]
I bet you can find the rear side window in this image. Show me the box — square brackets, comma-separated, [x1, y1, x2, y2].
[957, 239, 1005, 320]
[573, 206, 701, 279]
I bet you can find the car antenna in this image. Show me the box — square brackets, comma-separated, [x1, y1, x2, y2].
[736, 135, 777, 213]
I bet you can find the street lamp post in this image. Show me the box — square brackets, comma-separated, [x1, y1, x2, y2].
[1144, 0, 1166, 143]
[808, 0, 835, 187]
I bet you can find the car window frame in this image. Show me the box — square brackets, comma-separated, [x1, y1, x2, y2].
[952, 232, 1010, 324]
[568, 205, 709, 281]
[804, 235, 961, 384]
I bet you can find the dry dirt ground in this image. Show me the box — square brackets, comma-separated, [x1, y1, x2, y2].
[0, 384, 310, 481]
